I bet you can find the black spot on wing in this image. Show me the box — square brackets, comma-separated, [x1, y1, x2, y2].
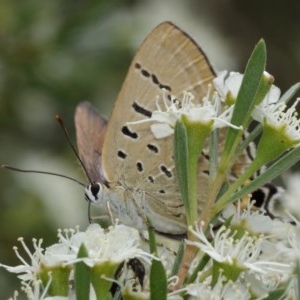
[118, 150, 127, 159]
[121, 126, 138, 139]
[142, 69, 150, 78]
[136, 162, 143, 172]
[151, 74, 159, 85]
[148, 176, 154, 183]
[134, 62, 171, 92]
[160, 165, 172, 178]
[159, 84, 171, 91]
[147, 144, 159, 153]
[132, 102, 152, 118]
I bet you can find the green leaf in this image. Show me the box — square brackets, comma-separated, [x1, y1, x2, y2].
[170, 240, 185, 276]
[150, 259, 167, 300]
[174, 120, 190, 222]
[209, 127, 219, 181]
[237, 125, 261, 155]
[186, 253, 210, 284]
[228, 145, 300, 203]
[279, 82, 300, 104]
[147, 217, 167, 300]
[221, 40, 267, 170]
[261, 288, 287, 300]
[230, 40, 267, 127]
[147, 217, 157, 254]
[174, 117, 212, 226]
[75, 243, 90, 300]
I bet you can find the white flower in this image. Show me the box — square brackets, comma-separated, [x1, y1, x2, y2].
[0, 237, 55, 283]
[128, 88, 240, 139]
[187, 223, 290, 277]
[213, 70, 279, 105]
[20, 277, 69, 300]
[1, 224, 152, 299]
[222, 200, 300, 267]
[172, 274, 250, 300]
[273, 215, 300, 263]
[253, 96, 300, 142]
[220, 201, 274, 234]
[59, 223, 152, 267]
[1, 234, 74, 299]
[213, 71, 243, 100]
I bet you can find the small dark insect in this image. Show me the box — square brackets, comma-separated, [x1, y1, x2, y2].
[110, 258, 145, 298]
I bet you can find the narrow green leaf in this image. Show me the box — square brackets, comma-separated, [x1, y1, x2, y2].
[261, 288, 287, 300]
[209, 127, 219, 181]
[229, 40, 267, 127]
[174, 120, 191, 222]
[147, 219, 167, 300]
[222, 40, 266, 170]
[150, 259, 167, 300]
[186, 253, 210, 284]
[237, 125, 262, 155]
[147, 217, 157, 254]
[170, 240, 185, 276]
[228, 145, 300, 203]
[174, 118, 212, 225]
[279, 82, 300, 104]
[75, 243, 90, 300]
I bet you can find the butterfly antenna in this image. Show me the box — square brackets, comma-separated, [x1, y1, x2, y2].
[1, 164, 85, 187]
[88, 201, 92, 223]
[55, 115, 94, 184]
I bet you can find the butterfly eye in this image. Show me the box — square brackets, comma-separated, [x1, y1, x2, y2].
[85, 182, 102, 202]
[91, 182, 101, 196]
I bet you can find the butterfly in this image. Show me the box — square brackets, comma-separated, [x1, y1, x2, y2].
[74, 22, 267, 235]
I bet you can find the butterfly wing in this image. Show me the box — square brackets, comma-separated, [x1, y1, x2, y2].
[75, 101, 107, 183]
[101, 22, 215, 233]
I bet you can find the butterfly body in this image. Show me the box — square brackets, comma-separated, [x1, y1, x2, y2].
[83, 165, 188, 234]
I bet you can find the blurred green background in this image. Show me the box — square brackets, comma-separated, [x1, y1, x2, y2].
[0, 0, 299, 298]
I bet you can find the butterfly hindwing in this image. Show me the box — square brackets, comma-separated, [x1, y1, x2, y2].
[75, 101, 107, 183]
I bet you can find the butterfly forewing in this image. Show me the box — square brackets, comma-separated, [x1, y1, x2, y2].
[75, 101, 108, 183]
[101, 22, 215, 233]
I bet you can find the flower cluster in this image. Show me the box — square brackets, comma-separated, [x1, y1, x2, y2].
[5, 203, 300, 299]
[165, 199, 300, 300]
[1, 224, 154, 299]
